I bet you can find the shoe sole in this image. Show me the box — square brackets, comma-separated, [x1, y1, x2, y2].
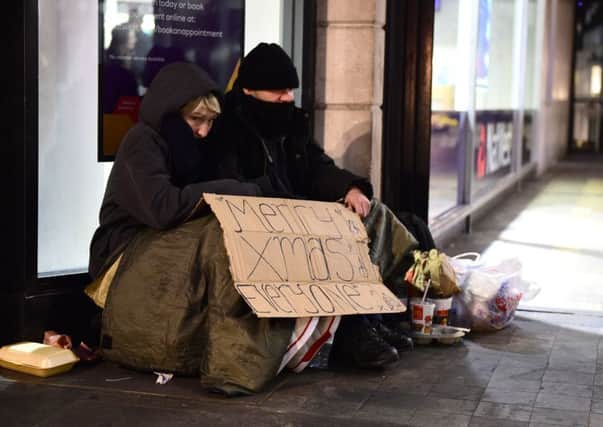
[354, 350, 399, 369]
[392, 343, 414, 353]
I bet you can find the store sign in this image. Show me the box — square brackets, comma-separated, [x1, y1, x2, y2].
[99, 0, 244, 160]
[475, 111, 513, 179]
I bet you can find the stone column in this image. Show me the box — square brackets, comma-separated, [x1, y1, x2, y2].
[314, 0, 386, 197]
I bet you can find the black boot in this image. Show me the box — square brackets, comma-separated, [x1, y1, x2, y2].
[375, 322, 414, 353]
[331, 320, 399, 368]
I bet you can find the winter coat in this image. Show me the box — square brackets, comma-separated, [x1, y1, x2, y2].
[211, 88, 373, 202]
[89, 63, 259, 279]
[91, 63, 293, 395]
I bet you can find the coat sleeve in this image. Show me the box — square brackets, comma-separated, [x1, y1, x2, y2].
[304, 140, 373, 201]
[112, 132, 260, 230]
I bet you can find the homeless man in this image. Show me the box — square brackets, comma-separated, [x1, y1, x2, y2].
[211, 43, 418, 369]
[87, 62, 297, 396]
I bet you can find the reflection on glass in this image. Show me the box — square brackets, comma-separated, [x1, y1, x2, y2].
[100, 0, 244, 159]
[430, 112, 466, 220]
[522, 0, 538, 165]
[429, 0, 463, 220]
[430, 0, 541, 219]
[472, 0, 517, 196]
[475, 0, 514, 111]
[572, 0, 603, 152]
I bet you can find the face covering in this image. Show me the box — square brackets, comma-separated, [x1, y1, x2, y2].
[241, 94, 294, 138]
[160, 113, 204, 187]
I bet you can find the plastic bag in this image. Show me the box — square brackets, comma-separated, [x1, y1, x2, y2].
[450, 256, 540, 331]
[404, 249, 461, 298]
[447, 252, 483, 286]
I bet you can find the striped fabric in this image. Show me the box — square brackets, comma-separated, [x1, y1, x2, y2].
[278, 316, 341, 374]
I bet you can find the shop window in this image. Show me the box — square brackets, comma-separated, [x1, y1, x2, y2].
[245, 0, 304, 104]
[429, 0, 466, 220]
[522, 0, 539, 165]
[472, 0, 517, 197]
[572, 0, 603, 153]
[430, 0, 541, 221]
[38, 1, 108, 276]
[37, 0, 302, 277]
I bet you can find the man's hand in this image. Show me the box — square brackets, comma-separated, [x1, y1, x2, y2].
[344, 187, 371, 218]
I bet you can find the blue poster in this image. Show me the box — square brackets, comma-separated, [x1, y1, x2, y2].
[99, 0, 244, 160]
[476, 0, 491, 89]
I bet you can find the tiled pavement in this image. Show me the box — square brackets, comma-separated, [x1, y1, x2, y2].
[2, 312, 602, 426]
[2, 156, 602, 426]
[442, 155, 603, 315]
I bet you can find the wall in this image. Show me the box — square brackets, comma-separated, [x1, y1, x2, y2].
[314, 0, 385, 196]
[535, 0, 574, 174]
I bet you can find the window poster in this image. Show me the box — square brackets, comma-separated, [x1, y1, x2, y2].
[99, 0, 244, 161]
[476, 0, 491, 89]
[474, 111, 513, 179]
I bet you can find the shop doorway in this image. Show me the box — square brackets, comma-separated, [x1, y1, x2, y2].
[571, 0, 603, 154]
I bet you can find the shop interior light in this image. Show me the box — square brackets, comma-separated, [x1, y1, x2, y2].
[590, 65, 601, 96]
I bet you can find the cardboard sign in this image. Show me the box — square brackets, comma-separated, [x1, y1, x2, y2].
[204, 193, 406, 318]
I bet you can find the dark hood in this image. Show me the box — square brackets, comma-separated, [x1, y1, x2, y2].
[139, 62, 219, 131]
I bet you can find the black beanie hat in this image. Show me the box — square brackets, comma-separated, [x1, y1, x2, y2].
[238, 43, 300, 90]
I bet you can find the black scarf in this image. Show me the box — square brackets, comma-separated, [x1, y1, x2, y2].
[241, 94, 294, 138]
[159, 114, 208, 187]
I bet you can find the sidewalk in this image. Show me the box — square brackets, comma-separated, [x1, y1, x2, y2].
[2, 156, 602, 427]
[443, 153, 603, 314]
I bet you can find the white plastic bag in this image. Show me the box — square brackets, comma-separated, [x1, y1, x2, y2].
[448, 252, 483, 286]
[450, 256, 540, 331]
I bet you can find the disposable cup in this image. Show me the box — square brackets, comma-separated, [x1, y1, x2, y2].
[410, 300, 435, 334]
[427, 297, 453, 325]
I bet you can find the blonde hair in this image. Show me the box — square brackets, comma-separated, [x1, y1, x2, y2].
[181, 93, 221, 116]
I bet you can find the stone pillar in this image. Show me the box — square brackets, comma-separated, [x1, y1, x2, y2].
[314, 0, 386, 197]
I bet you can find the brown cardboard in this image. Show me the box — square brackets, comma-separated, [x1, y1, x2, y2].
[204, 193, 406, 318]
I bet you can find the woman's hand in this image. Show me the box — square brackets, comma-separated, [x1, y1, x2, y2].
[344, 187, 371, 218]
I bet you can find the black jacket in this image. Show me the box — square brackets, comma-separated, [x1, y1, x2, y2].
[89, 63, 259, 279]
[212, 88, 373, 202]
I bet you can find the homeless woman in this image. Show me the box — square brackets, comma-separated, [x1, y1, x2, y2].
[86, 62, 294, 396]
